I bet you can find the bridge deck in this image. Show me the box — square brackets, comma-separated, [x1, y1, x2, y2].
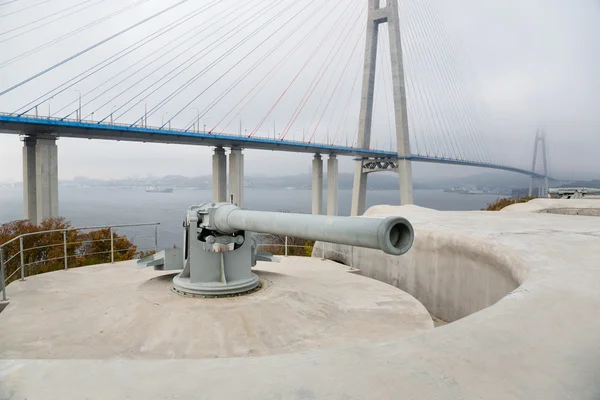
[0, 114, 546, 178]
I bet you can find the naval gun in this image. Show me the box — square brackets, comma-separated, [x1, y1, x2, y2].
[172, 202, 414, 297]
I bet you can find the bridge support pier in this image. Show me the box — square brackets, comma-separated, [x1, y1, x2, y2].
[312, 154, 323, 215]
[212, 147, 227, 203]
[327, 154, 338, 216]
[229, 147, 244, 207]
[22, 136, 59, 225]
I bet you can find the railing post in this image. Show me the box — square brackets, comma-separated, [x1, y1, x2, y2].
[0, 247, 7, 301]
[19, 236, 25, 281]
[285, 236, 288, 257]
[154, 224, 158, 252]
[63, 230, 68, 269]
[109, 227, 114, 264]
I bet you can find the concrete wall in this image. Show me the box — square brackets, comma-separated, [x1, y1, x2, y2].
[539, 208, 600, 216]
[314, 229, 528, 323]
[502, 198, 600, 214]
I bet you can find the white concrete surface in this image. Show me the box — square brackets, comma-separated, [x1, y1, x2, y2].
[316, 220, 525, 323]
[0, 257, 432, 359]
[502, 198, 600, 216]
[1, 199, 599, 399]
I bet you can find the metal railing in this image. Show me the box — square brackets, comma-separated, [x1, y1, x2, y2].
[0, 222, 159, 301]
[0, 112, 396, 153]
[0, 229, 354, 302]
[256, 239, 353, 267]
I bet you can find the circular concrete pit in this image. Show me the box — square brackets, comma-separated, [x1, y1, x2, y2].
[0, 256, 433, 359]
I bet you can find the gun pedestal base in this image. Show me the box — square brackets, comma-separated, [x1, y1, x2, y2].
[174, 223, 261, 297]
[172, 274, 260, 297]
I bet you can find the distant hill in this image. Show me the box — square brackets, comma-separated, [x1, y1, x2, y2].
[57, 171, 593, 191]
[558, 179, 600, 188]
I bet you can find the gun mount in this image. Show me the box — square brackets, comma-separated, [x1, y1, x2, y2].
[172, 203, 414, 297]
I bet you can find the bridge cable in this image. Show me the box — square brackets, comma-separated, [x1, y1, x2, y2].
[164, 0, 323, 130]
[307, 22, 366, 144]
[381, 28, 422, 156]
[0, 0, 189, 98]
[14, 0, 222, 116]
[414, 0, 487, 163]
[158, 1, 315, 129]
[233, 0, 360, 138]
[208, 0, 357, 135]
[383, 25, 423, 155]
[119, 0, 287, 126]
[107, 0, 276, 124]
[410, 0, 474, 161]
[304, 19, 366, 144]
[0, 0, 58, 19]
[409, 0, 466, 161]
[254, 7, 357, 139]
[0, 0, 110, 42]
[378, 29, 397, 152]
[324, 44, 363, 147]
[436, 1, 506, 166]
[422, 0, 501, 164]
[0, 0, 155, 68]
[401, 4, 447, 157]
[73, 0, 245, 121]
[277, 3, 364, 140]
[330, 53, 363, 147]
[53, 0, 228, 119]
[408, 5, 466, 162]
[275, 0, 364, 140]
[181, 0, 336, 133]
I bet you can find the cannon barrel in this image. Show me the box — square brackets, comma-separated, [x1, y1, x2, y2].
[210, 204, 413, 255]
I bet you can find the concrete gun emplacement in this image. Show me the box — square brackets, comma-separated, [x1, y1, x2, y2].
[172, 202, 414, 297]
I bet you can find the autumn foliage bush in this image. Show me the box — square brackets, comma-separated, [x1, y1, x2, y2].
[0, 217, 150, 284]
[259, 234, 314, 257]
[483, 196, 535, 211]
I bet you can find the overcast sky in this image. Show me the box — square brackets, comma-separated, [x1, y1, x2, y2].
[0, 0, 598, 182]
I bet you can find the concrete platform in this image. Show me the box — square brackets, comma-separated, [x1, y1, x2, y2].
[0, 257, 433, 359]
[1, 199, 599, 399]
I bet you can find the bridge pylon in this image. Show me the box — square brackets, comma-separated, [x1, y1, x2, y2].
[528, 129, 549, 197]
[351, 0, 413, 216]
[529, 129, 548, 197]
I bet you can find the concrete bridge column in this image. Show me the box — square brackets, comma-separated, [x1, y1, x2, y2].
[229, 147, 244, 207]
[312, 154, 323, 215]
[327, 154, 338, 216]
[351, 0, 414, 215]
[22, 136, 58, 225]
[212, 147, 227, 203]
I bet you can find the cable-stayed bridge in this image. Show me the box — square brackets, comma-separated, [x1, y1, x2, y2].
[0, 0, 550, 223]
